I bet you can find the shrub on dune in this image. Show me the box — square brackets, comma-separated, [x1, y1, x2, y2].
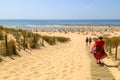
[42, 36, 70, 45]
[42, 36, 56, 45]
[56, 37, 70, 43]
[28, 34, 41, 49]
[0, 57, 2, 62]
[7, 40, 17, 56]
[0, 40, 17, 56]
[0, 41, 6, 56]
[0, 31, 4, 40]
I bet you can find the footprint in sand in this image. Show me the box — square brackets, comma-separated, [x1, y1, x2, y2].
[5, 65, 11, 68]
[35, 74, 42, 78]
[13, 77, 20, 80]
[45, 72, 51, 75]
[29, 66, 36, 70]
[14, 73, 20, 76]
[22, 64, 29, 67]
[46, 77, 56, 80]
[33, 71, 39, 75]
[61, 73, 68, 79]
[64, 65, 69, 68]
[77, 63, 82, 69]
[9, 70, 16, 74]
[50, 66, 55, 69]
[70, 66, 75, 70]
[38, 63, 42, 66]
[26, 74, 33, 77]
[69, 69, 74, 74]
[24, 78, 31, 80]
[41, 66, 47, 69]
[65, 77, 71, 80]
[62, 70, 67, 73]
[0, 68, 8, 71]
[3, 75, 11, 79]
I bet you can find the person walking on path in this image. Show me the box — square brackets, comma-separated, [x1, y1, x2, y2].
[89, 37, 92, 45]
[91, 36, 107, 64]
[86, 37, 89, 46]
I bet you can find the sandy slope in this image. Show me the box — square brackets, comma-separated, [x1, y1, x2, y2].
[0, 33, 91, 80]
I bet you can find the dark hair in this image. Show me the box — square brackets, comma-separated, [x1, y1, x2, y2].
[99, 36, 103, 40]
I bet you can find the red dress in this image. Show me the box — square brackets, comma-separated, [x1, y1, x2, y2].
[91, 40, 107, 60]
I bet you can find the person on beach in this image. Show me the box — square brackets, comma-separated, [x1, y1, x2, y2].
[86, 37, 89, 46]
[89, 37, 92, 45]
[91, 36, 107, 64]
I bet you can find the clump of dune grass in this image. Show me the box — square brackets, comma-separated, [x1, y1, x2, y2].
[21, 33, 41, 49]
[42, 36, 70, 45]
[42, 36, 57, 45]
[11, 29, 41, 49]
[0, 40, 17, 56]
[0, 41, 6, 56]
[0, 31, 4, 40]
[56, 37, 70, 43]
[0, 57, 2, 62]
[0, 25, 17, 35]
[29, 34, 41, 49]
[7, 40, 17, 56]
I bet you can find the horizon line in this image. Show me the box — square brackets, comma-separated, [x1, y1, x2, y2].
[0, 19, 120, 20]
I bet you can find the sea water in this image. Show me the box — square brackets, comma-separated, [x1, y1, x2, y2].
[0, 19, 120, 29]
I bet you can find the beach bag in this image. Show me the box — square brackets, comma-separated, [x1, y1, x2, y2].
[92, 45, 103, 54]
[92, 46, 97, 53]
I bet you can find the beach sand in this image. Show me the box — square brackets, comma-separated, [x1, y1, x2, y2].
[0, 26, 120, 80]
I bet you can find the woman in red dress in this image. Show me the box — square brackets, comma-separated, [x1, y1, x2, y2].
[91, 37, 107, 64]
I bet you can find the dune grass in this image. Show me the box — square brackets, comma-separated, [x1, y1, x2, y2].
[29, 34, 41, 49]
[0, 25, 70, 59]
[0, 26, 41, 49]
[0, 31, 4, 40]
[42, 36, 70, 45]
[0, 26, 41, 56]
[0, 57, 2, 62]
[0, 40, 17, 56]
[0, 41, 6, 56]
[42, 36, 56, 45]
[56, 37, 70, 43]
[7, 40, 17, 56]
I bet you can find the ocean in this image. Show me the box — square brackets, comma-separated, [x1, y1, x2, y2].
[0, 20, 120, 28]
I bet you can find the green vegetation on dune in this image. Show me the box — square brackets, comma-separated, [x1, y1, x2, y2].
[42, 36, 56, 45]
[0, 57, 2, 62]
[0, 25, 70, 60]
[29, 33, 41, 49]
[42, 36, 70, 45]
[56, 36, 70, 43]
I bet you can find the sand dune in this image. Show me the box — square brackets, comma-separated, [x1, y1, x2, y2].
[0, 33, 92, 80]
[1, 30, 120, 80]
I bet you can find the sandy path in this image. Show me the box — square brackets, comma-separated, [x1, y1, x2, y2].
[0, 33, 91, 80]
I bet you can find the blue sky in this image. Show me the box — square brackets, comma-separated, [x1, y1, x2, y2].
[0, 0, 120, 19]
